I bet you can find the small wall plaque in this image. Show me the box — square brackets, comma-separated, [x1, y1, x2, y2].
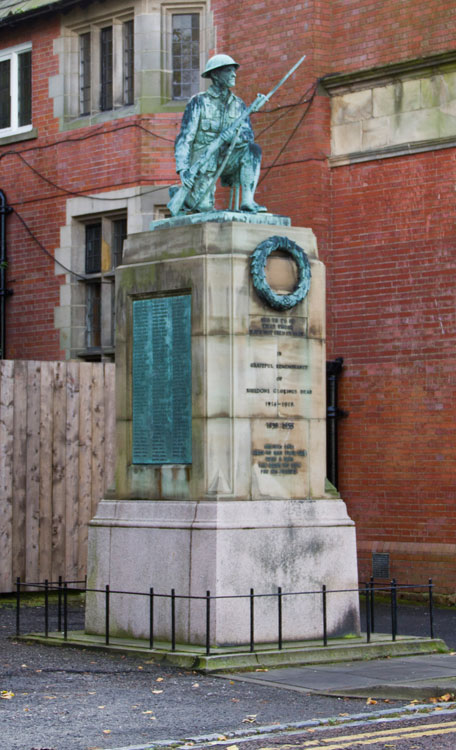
[132, 294, 192, 464]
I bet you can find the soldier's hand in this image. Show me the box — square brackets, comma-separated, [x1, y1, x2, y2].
[180, 169, 195, 189]
[252, 93, 268, 112]
[220, 125, 236, 143]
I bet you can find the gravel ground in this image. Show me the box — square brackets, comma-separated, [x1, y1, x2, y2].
[0, 595, 419, 750]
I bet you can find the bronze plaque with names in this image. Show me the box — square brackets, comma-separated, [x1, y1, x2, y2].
[132, 294, 191, 464]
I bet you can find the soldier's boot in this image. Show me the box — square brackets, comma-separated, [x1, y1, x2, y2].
[239, 144, 267, 213]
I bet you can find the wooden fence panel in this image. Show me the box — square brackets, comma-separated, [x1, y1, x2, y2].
[0, 360, 14, 592]
[0, 360, 116, 592]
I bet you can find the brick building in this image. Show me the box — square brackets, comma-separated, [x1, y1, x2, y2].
[1, 0, 455, 592]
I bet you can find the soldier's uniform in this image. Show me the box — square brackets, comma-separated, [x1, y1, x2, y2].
[174, 57, 263, 212]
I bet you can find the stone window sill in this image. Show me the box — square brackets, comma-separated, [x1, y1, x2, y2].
[0, 127, 38, 146]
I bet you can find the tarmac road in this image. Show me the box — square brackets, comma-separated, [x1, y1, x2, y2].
[0, 598, 406, 750]
[1, 595, 455, 750]
[194, 708, 456, 750]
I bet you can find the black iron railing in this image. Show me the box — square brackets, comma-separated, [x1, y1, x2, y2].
[14, 576, 436, 655]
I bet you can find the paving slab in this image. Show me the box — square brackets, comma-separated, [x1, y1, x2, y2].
[224, 653, 456, 700]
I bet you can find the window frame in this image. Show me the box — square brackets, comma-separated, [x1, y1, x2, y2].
[0, 42, 33, 138]
[80, 212, 128, 361]
[161, 2, 207, 104]
[71, 13, 134, 120]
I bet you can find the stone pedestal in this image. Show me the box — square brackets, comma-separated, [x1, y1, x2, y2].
[85, 214, 359, 645]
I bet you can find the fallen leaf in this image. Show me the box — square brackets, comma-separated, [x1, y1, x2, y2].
[102, 729, 111, 734]
[142, 710, 155, 714]
[138, 666, 144, 670]
[88, 691, 97, 695]
[255, 668, 268, 672]
[98, 706, 105, 709]
[192, 682, 199, 688]
[44, 696, 57, 700]
[151, 689, 163, 694]
[217, 736, 227, 741]
[339, 712, 349, 716]
[0, 691, 14, 700]
[242, 714, 257, 723]
[35, 669, 42, 673]
[156, 677, 164, 682]
[439, 693, 453, 702]
[409, 699, 419, 704]
[366, 697, 377, 705]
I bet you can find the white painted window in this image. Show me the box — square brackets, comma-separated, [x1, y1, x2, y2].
[0, 42, 32, 136]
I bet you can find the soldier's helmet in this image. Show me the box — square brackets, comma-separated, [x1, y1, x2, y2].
[201, 54, 240, 78]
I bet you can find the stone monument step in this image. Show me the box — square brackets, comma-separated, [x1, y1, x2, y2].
[18, 632, 447, 673]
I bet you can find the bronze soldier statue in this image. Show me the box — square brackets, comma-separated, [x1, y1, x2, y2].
[171, 54, 267, 214]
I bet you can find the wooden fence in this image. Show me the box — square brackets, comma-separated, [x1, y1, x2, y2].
[0, 360, 116, 593]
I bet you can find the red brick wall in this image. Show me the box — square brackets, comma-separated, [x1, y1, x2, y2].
[332, 0, 456, 70]
[330, 150, 456, 589]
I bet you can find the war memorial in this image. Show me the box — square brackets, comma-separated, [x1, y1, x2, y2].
[85, 55, 360, 647]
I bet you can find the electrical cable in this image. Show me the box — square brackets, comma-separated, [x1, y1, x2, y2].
[255, 81, 318, 138]
[12, 207, 88, 280]
[258, 80, 320, 185]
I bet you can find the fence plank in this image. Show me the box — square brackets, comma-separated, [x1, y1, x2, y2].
[0, 360, 14, 591]
[12, 360, 27, 583]
[38, 362, 54, 583]
[78, 362, 93, 580]
[25, 361, 41, 585]
[104, 363, 116, 493]
[91, 364, 105, 517]
[51, 361, 67, 583]
[65, 362, 80, 582]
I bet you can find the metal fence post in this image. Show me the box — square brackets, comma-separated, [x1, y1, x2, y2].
[44, 579, 49, 638]
[105, 585, 110, 645]
[57, 575, 63, 632]
[249, 589, 255, 653]
[205, 591, 211, 656]
[390, 578, 397, 641]
[428, 578, 434, 639]
[63, 582, 68, 640]
[365, 581, 371, 643]
[16, 577, 21, 636]
[322, 585, 327, 647]
[149, 587, 154, 650]
[369, 576, 375, 633]
[277, 587, 283, 651]
[171, 589, 176, 651]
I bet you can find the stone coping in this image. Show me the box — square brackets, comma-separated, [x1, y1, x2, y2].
[18, 631, 447, 673]
[150, 211, 291, 231]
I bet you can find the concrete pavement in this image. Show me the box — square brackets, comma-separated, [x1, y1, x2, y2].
[225, 652, 456, 700]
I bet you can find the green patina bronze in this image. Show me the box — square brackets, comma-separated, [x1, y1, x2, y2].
[132, 295, 192, 465]
[250, 235, 311, 311]
[168, 54, 305, 216]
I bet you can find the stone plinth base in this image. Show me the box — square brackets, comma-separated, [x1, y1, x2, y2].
[85, 497, 359, 646]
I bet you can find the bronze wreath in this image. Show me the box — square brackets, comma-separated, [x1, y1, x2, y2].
[250, 235, 311, 310]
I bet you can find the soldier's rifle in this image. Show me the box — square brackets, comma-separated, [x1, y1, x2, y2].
[167, 55, 306, 216]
